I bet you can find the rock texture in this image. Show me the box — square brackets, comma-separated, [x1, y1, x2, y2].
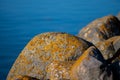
[70, 46, 111, 80]
[96, 36, 120, 60]
[70, 46, 120, 80]
[78, 15, 120, 44]
[7, 32, 92, 80]
[46, 61, 74, 80]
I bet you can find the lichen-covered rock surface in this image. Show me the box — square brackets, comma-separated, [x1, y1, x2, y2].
[70, 46, 111, 80]
[46, 61, 74, 80]
[78, 15, 120, 44]
[96, 36, 120, 60]
[7, 32, 92, 80]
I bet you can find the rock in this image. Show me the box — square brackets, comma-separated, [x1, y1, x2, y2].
[101, 49, 120, 80]
[96, 36, 120, 60]
[117, 12, 120, 20]
[78, 15, 120, 44]
[70, 46, 113, 80]
[7, 32, 92, 80]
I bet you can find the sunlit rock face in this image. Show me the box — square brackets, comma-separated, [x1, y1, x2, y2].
[78, 15, 120, 44]
[96, 36, 120, 60]
[7, 32, 92, 80]
[70, 46, 111, 80]
[46, 61, 74, 80]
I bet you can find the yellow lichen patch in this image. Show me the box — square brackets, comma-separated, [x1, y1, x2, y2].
[26, 32, 87, 61]
[71, 47, 91, 70]
[99, 24, 108, 34]
[26, 36, 39, 51]
[18, 54, 32, 65]
[26, 35, 45, 51]
[46, 61, 74, 80]
[14, 75, 39, 80]
[21, 77, 29, 80]
[14, 75, 23, 80]
[70, 46, 96, 80]
[96, 36, 120, 60]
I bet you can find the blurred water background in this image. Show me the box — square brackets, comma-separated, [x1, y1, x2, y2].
[0, 0, 120, 79]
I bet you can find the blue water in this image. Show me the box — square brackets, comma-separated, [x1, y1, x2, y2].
[0, 0, 120, 79]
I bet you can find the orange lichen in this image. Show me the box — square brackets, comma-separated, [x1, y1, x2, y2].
[70, 47, 98, 80]
[19, 54, 32, 64]
[71, 48, 90, 69]
[46, 61, 74, 80]
[26, 33, 84, 61]
[15, 75, 40, 80]
[99, 24, 108, 34]
[96, 36, 120, 60]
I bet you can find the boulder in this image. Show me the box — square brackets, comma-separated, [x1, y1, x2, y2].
[96, 36, 120, 60]
[7, 32, 92, 80]
[78, 15, 120, 44]
[70, 46, 113, 80]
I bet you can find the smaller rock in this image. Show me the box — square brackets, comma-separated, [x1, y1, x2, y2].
[78, 15, 120, 44]
[96, 36, 120, 60]
[70, 46, 112, 80]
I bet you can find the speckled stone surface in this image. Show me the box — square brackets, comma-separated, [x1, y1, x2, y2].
[78, 15, 120, 44]
[46, 61, 74, 80]
[7, 32, 92, 80]
[70, 46, 112, 80]
[96, 36, 120, 60]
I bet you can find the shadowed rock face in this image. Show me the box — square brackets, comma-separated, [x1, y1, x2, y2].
[96, 36, 120, 60]
[110, 61, 120, 80]
[7, 32, 92, 80]
[78, 15, 120, 44]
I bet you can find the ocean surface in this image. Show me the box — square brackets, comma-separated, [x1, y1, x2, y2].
[0, 0, 120, 79]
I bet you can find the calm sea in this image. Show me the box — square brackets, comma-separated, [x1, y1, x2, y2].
[0, 0, 120, 79]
